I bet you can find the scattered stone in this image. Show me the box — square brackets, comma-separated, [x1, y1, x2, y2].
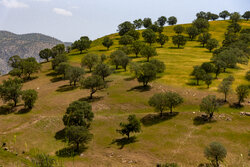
[240, 112, 250, 116]
[80, 153, 84, 157]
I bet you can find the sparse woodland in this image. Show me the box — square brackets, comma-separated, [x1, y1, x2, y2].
[0, 10, 249, 167]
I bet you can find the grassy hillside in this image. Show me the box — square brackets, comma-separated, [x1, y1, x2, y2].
[0, 20, 249, 167]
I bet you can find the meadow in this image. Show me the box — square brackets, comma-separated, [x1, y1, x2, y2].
[0, 20, 249, 167]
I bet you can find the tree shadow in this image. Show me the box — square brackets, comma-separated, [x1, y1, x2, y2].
[168, 47, 184, 49]
[111, 136, 137, 149]
[124, 77, 135, 81]
[16, 108, 31, 114]
[46, 71, 58, 77]
[141, 112, 179, 126]
[193, 115, 216, 126]
[0, 105, 14, 115]
[229, 103, 243, 109]
[50, 77, 63, 83]
[78, 96, 104, 103]
[56, 85, 78, 92]
[23, 76, 39, 83]
[98, 49, 108, 52]
[56, 145, 87, 157]
[127, 85, 151, 92]
[193, 45, 204, 48]
[55, 128, 66, 141]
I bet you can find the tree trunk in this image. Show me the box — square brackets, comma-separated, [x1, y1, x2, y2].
[223, 68, 226, 72]
[147, 56, 149, 62]
[224, 93, 227, 102]
[197, 79, 199, 85]
[90, 67, 92, 72]
[74, 81, 76, 86]
[160, 110, 163, 117]
[209, 112, 213, 119]
[76, 143, 79, 152]
[127, 133, 130, 139]
[215, 156, 219, 167]
[178, 44, 180, 48]
[170, 107, 173, 114]
[14, 100, 17, 107]
[116, 65, 118, 70]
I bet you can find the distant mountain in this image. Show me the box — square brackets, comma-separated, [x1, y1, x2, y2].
[0, 31, 68, 75]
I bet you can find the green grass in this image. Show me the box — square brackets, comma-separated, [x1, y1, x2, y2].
[0, 20, 249, 167]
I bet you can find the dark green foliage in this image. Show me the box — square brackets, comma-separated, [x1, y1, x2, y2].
[186, 26, 199, 41]
[148, 23, 160, 33]
[222, 32, 238, 46]
[66, 46, 71, 53]
[201, 62, 215, 74]
[192, 18, 210, 33]
[149, 59, 166, 73]
[72, 36, 92, 53]
[21, 57, 41, 79]
[200, 95, 219, 119]
[198, 32, 211, 47]
[172, 35, 187, 48]
[126, 29, 140, 40]
[80, 75, 105, 99]
[118, 21, 135, 36]
[210, 14, 219, 21]
[117, 115, 141, 139]
[219, 10, 230, 20]
[213, 59, 226, 79]
[191, 66, 206, 85]
[246, 71, 250, 81]
[81, 54, 99, 72]
[206, 38, 219, 52]
[51, 44, 65, 58]
[142, 29, 157, 45]
[119, 35, 134, 46]
[22, 89, 38, 109]
[65, 66, 85, 86]
[230, 12, 241, 22]
[227, 22, 242, 33]
[204, 142, 227, 167]
[32, 153, 57, 167]
[39, 48, 52, 62]
[65, 126, 93, 152]
[102, 37, 113, 50]
[143, 18, 152, 28]
[218, 76, 234, 102]
[9, 68, 22, 78]
[52, 54, 68, 70]
[120, 55, 130, 71]
[8, 55, 21, 68]
[173, 25, 184, 34]
[55, 62, 70, 79]
[131, 41, 145, 57]
[157, 16, 167, 27]
[93, 64, 112, 81]
[135, 63, 157, 86]
[63, 100, 93, 127]
[110, 50, 127, 69]
[196, 11, 207, 19]
[164, 92, 184, 113]
[149, 91, 183, 115]
[167, 16, 177, 25]
[100, 54, 107, 63]
[149, 93, 169, 117]
[242, 11, 250, 21]
[203, 74, 213, 88]
[0, 78, 23, 106]
[156, 34, 169, 47]
[236, 85, 249, 105]
[140, 45, 157, 62]
[120, 45, 132, 55]
[133, 19, 143, 30]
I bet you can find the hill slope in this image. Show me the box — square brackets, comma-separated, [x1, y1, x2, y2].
[0, 31, 64, 74]
[0, 20, 249, 167]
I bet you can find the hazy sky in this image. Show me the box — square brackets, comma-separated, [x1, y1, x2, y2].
[0, 0, 249, 42]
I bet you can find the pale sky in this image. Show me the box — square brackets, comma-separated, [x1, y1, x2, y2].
[0, 0, 249, 42]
